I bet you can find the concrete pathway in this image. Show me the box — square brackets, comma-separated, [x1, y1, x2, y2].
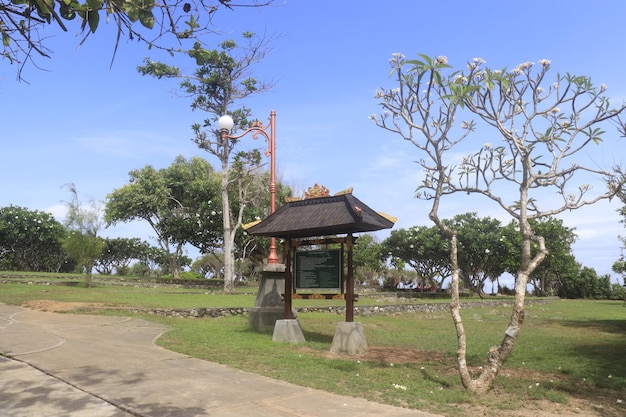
[0, 303, 441, 417]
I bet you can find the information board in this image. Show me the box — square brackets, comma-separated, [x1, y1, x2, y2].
[295, 249, 341, 289]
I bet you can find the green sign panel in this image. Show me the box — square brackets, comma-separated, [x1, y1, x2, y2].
[295, 249, 341, 289]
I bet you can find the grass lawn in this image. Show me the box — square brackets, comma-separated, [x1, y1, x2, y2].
[0, 274, 624, 417]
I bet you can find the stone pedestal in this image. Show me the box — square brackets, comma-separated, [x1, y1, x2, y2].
[272, 319, 305, 343]
[248, 264, 296, 332]
[330, 322, 368, 354]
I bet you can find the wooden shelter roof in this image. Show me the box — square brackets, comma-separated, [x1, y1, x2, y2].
[246, 186, 396, 239]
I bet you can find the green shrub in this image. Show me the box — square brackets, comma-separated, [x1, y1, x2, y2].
[178, 271, 204, 280]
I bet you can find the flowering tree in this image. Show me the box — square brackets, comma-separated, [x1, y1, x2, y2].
[0, 205, 68, 272]
[374, 54, 626, 393]
[447, 212, 510, 297]
[381, 225, 450, 289]
[502, 217, 578, 296]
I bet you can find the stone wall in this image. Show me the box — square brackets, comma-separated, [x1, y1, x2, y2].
[127, 298, 557, 319]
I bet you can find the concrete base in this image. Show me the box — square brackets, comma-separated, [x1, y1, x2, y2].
[330, 322, 368, 355]
[272, 319, 305, 343]
[248, 307, 286, 333]
[249, 264, 287, 332]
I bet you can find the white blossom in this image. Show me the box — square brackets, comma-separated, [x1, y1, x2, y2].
[389, 53, 405, 68]
[435, 55, 448, 65]
[518, 61, 534, 70]
[453, 74, 468, 84]
[467, 57, 485, 70]
[538, 59, 551, 67]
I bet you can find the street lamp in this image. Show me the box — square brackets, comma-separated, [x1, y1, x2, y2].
[218, 110, 279, 264]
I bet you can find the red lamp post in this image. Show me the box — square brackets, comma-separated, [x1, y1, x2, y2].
[217, 111, 279, 264]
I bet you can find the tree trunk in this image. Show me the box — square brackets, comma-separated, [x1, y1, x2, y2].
[86, 261, 93, 288]
[447, 233, 476, 390]
[460, 208, 548, 393]
[221, 165, 235, 292]
[466, 270, 530, 393]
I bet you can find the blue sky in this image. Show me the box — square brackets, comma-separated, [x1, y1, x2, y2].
[2, 1, 626, 282]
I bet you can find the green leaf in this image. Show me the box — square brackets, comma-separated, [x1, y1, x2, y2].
[127, 8, 139, 22]
[87, 9, 99, 33]
[87, 0, 100, 9]
[139, 10, 154, 29]
[60, 3, 76, 19]
[417, 53, 433, 66]
[433, 70, 442, 85]
[2, 32, 10, 47]
[34, 0, 52, 21]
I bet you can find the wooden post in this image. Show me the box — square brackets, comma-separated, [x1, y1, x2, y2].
[346, 234, 355, 322]
[284, 240, 293, 319]
[340, 243, 345, 294]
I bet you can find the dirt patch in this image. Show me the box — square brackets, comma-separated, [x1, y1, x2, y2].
[322, 346, 448, 364]
[22, 300, 108, 313]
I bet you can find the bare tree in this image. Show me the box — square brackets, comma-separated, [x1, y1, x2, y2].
[374, 54, 626, 393]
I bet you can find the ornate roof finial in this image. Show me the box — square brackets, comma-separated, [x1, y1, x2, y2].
[304, 183, 330, 199]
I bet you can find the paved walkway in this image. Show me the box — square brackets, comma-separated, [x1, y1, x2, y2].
[0, 303, 441, 417]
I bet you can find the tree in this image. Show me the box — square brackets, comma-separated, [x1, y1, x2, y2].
[381, 225, 450, 289]
[191, 251, 224, 279]
[62, 183, 104, 286]
[612, 252, 626, 284]
[138, 32, 274, 292]
[1, 0, 273, 79]
[502, 217, 578, 296]
[105, 155, 220, 278]
[352, 233, 384, 285]
[94, 237, 147, 275]
[558, 266, 613, 299]
[0, 205, 69, 271]
[374, 54, 626, 393]
[235, 171, 292, 269]
[449, 213, 510, 297]
[613, 184, 626, 283]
